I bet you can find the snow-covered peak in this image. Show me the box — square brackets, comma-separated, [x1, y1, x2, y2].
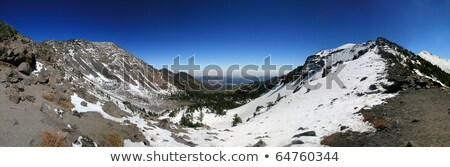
[418, 51, 450, 74]
[312, 41, 374, 68]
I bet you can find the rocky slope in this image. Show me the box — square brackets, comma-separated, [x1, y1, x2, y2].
[0, 21, 191, 147]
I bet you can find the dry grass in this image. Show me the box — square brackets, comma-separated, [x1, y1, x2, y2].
[373, 118, 388, 130]
[362, 112, 375, 122]
[40, 131, 67, 147]
[58, 100, 74, 109]
[320, 134, 336, 145]
[42, 91, 55, 102]
[362, 111, 388, 130]
[106, 133, 124, 147]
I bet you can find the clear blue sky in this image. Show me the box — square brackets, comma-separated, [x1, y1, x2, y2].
[1, 0, 450, 70]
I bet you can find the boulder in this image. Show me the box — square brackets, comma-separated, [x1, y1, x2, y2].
[18, 62, 31, 75]
[102, 101, 130, 118]
[6, 69, 21, 83]
[369, 84, 377, 90]
[80, 101, 88, 107]
[29, 74, 38, 85]
[37, 70, 49, 84]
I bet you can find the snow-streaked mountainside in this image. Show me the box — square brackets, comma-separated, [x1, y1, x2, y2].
[418, 51, 450, 74]
[44, 39, 179, 112]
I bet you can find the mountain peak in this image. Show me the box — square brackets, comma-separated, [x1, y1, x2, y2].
[375, 37, 400, 47]
[376, 37, 390, 42]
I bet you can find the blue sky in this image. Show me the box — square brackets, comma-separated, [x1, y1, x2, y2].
[1, 0, 450, 71]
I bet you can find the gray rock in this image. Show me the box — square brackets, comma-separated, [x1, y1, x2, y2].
[369, 84, 378, 90]
[80, 101, 88, 107]
[253, 140, 267, 147]
[293, 131, 316, 138]
[21, 78, 32, 86]
[29, 74, 39, 85]
[356, 92, 365, 96]
[340, 126, 349, 131]
[12, 119, 19, 126]
[18, 62, 31, 75]
[6, 73, 20, 83]
[72, 110, 82, 118]
[8, 90, 21, 104]
[158, 119, 172, 129]
[182, 135, 191, 140]
[54, 87, 70, 103]
[406, 141, 415, 147]
[80, 136, 97, 147]
[26, 95, 35, 103]
[75, 88, 98, 104]
[40, 117, 67, 129]
[102, 101, 130, 118]
[40, 102, 54, 114]
[37, 70, 49, 84]
[291, 140, 304, 145]
[13, 83, 24, 92]
[298, 127, 307, 130]
[20, 93, 27, 102]
[13, 46, 26, 56]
